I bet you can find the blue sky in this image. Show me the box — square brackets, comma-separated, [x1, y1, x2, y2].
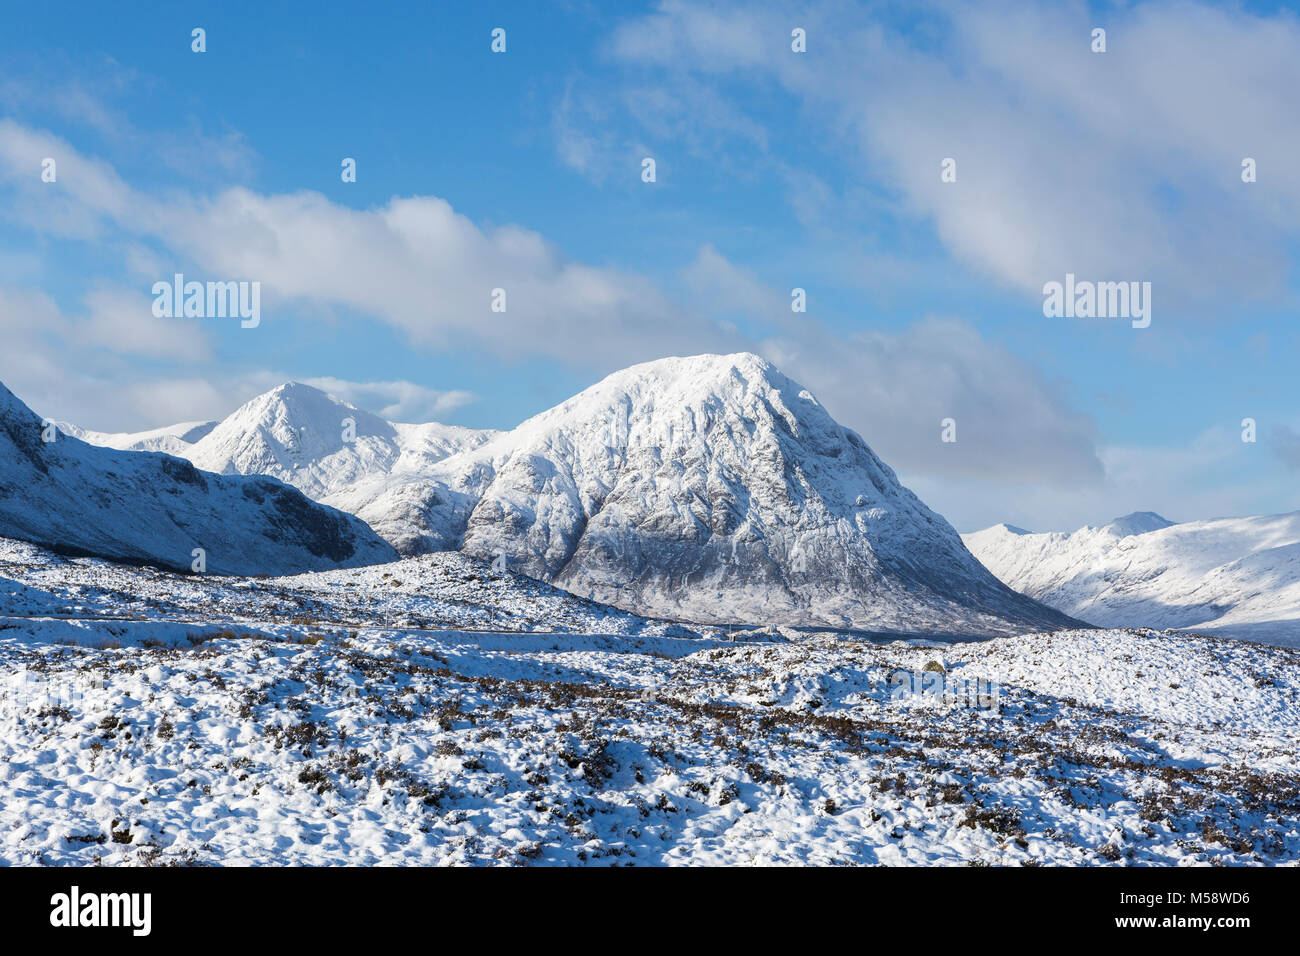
[1, 0, 1299, 532]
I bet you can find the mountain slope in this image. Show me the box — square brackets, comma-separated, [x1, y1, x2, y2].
[3, 545, 1296, 865]
[963, 512, 1300, 644]
[320, 354, 1079, 635]
[0, 380, 396, 575]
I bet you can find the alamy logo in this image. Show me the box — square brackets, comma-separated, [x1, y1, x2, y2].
[2, 667, 85, 717]
[886, 669, 1000, 710]
[49, 886, 151, 936]
[152, 273, 260, 328]
[1042, 273, 1151, 328]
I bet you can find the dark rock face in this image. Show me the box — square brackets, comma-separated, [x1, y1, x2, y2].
[260, 481, 379, 563]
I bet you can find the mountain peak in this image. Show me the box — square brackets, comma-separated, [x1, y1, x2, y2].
[219, 381, 388, 438]
[248, 382, 351, 411]
[185, 380, 494, 501]
[263, 380, 320, 398]
[264, 381, 347, 402]
[592, 352, 787, 393]
[1103, 511, 1174, 537]
[538, 352, 824, 440]
[405, 352, 1077, 635]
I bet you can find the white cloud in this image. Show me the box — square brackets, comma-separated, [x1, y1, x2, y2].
[0, 119, 132, 239]
[604, 0, 1300, 312]
[0, 301, 479, 434]
[300, 377, 476, 423]
[78, 286, 211, 361]
[0, 286, 221, 429]
[611, 0, 774, 68]
[0, 117, 739, 363]
[760, 318, 1103, 486]
[1272, 424, 1300, 472]
[146, 188, 737, 366]
[112, 376, 247, 428]
[681, 243, 787, 321]
[552, 79, 621, 181]
[103, 373, 478, 430]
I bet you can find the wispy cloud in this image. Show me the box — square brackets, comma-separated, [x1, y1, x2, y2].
[0, 59, 255, 182]
[300, 377, 476, 423]
[599, 0, 1300, 312]
[1271, 424, 1300, 472]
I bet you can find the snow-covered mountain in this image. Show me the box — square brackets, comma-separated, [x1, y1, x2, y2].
[57, 419, 217, 456]
[0, 380, 396, 575]
[186, 382, 496, 500]
[106, 354, 1078, 636]
[963, 511, 1300, 644]
[397, 354, 1087, 634]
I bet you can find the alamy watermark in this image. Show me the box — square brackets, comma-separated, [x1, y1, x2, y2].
[152, 273, 260, 328]
[885, 668, 1000, 710]
[1, 667, 90, 718]
[50, 886, 151, 936]
[1042, 273, 1151, 328]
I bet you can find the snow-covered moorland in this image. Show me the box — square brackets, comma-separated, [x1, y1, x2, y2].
[2, 538, 1298, 866]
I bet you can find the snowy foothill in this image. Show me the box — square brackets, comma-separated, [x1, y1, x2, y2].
[2, 538, 1298, 865]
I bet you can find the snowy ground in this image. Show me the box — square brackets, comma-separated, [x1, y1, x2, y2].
[2, 538, 1299, 865]
[0, 536, 698, 639]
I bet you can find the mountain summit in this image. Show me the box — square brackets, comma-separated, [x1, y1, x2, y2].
[423, 352, 1080, 634]
[1101, 511, 1174, 537]
[188, 382, 495, 500]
